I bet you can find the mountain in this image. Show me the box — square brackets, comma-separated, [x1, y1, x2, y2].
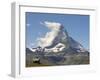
[68, 37, 87, 52]
[26, 22, 89, 66]
[44, 24, 88, 53]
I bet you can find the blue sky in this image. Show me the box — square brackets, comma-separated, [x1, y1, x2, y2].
[26, 12, 89, 49]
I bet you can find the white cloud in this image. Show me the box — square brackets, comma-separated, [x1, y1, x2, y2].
[37, 21, 62, 48]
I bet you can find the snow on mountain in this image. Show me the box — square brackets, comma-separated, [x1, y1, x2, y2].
[44, 43, 66, 53]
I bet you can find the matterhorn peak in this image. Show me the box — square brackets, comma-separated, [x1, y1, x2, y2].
[34, 21, 88, 53]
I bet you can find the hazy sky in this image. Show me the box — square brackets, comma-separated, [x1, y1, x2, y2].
[26, 12, 89, 49]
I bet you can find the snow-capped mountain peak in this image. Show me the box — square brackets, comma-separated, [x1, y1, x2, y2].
[31, 21, 88, 53]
